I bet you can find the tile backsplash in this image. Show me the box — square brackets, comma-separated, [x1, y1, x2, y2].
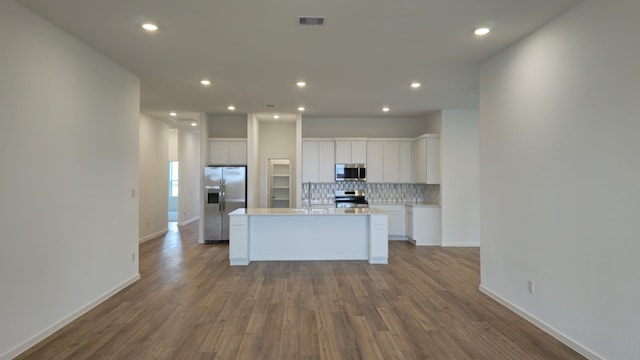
[301, 182, 440, 205]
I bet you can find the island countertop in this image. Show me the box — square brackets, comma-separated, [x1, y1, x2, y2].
[228, 207, 388, 265]
[229, 208, 384, 216]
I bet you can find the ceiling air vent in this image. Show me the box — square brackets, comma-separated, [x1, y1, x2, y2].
[298, 17, 325, 26]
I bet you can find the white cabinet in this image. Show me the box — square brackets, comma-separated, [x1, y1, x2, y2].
[335, 140, 366, 163]
[414, 134, 440, 184]
[399, 141, 413, 183]
[406, 205, 440, 245]
[302, 140, 335, 183]
[366, 141, 384, 183]
[383, 142, 400, 183]
[366, 140, 413, 183]
[208, 139, 247, 165]
[374, 205, 406, 239]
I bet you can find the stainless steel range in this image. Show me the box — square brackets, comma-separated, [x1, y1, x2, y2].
[334, 190, 369, 208]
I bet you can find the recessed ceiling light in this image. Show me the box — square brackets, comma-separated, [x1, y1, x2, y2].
[273, 114, 280, 119]
[169, 112, 177, 117]
[296, 81, 306, 88]
[142, 23, 158, 31]
[410, 82, 421, 89]
[190, 122, 197, 127]
[382, 106, 390, 112]
[298, 106, 305, 112]
[227, 105, 235, 111]
[474, 27, 491, 36]
[200, 79, 211, 86]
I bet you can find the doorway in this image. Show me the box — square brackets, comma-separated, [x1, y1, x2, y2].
[168, 160, 179, 222]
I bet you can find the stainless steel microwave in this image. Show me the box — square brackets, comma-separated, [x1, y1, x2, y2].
[336, 163, 366, 181]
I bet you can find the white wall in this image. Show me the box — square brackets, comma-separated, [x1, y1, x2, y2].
[207, 114, 248, 138]
[424, 111, 443, 134]
[440, 109, 480, 246]
[178, 128, 201, 225]
[302, 116, 429, 137]
[247, 114, 261, 208]
[0, 1, 140, 358]
[139, 113, 169, 241]
[479, 0, 640, 358]
[168, 130, 178, 161]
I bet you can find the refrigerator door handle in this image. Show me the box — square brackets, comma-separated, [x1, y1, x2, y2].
[221, 181, 226, 212]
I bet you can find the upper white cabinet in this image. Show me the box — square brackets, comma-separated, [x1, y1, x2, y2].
[366, 140, 414, 183]
[302, 140, 335, 183]
[414, 134, 440, 184]
[208, 139, 247, 165]
[366, 141, 384, 183]
[335, 140, 366, 163]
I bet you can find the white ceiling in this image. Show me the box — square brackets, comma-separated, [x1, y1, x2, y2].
[18, 0, 583, 122]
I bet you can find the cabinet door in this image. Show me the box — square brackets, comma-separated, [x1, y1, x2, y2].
[302, 141, 319, 182]
[413, 207, 440, 245]
[366, 141, 384, 183]
[413, 138, 427, 183]
[351, 141, 367, 163]
[317, 141, 335, 182]
[383, 142, 400, 183]
[405, 206, 414, 240]
[335, 141, 352, 163]
[228, 141, 247, 165]
[209, 142, 229, 165]
[378, 205, 406, 237]
[426, 136, 440, 184]
[399, 141, 413, 183]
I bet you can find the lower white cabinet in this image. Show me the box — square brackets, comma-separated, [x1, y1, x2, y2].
[373, 205, 406, 240]
[405, 205, 440, 245]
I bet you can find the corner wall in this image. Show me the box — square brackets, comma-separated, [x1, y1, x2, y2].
[440, 109, 480, 246]
[0, 1, 140, 357]
[479, 0, 640, 358]
[178, 129, 201, 225]
[139, 113, 169, 241]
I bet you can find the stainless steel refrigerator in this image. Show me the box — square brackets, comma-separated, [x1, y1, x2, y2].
[204, 166, 247, 242]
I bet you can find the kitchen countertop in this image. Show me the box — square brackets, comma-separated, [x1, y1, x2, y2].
[229, 208, 385, 216]
[370, 202, 440, 208]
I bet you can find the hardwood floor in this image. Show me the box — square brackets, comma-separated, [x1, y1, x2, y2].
[17, 222, 583, 359]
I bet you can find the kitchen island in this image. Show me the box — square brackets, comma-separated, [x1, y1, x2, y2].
[228, 208, 388, 265]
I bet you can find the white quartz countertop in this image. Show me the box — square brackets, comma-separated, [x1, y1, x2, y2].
[229, 208, 384, 216]
[369, 203, 440, 208]
[402, 203, 440, 208]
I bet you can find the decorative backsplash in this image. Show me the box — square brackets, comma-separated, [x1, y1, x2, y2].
[302, 182, 440, 205]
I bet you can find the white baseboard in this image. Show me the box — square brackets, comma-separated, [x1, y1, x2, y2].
[479, 285, 603, 360]
[139, 229, 168, 243]
[441, 241, 480, 247]
[179, 216, 199, 226]
[1, 274, 140, 360]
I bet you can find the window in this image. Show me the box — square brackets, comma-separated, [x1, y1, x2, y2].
[169, 161, 179, 197]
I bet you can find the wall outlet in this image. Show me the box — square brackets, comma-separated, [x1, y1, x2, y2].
[528, 280, 535, 294]
[131, 252, 135, 262]
[131, 188, 136, 198]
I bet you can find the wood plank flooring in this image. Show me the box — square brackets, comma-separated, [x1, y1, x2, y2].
[16, 222, 583, 359]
